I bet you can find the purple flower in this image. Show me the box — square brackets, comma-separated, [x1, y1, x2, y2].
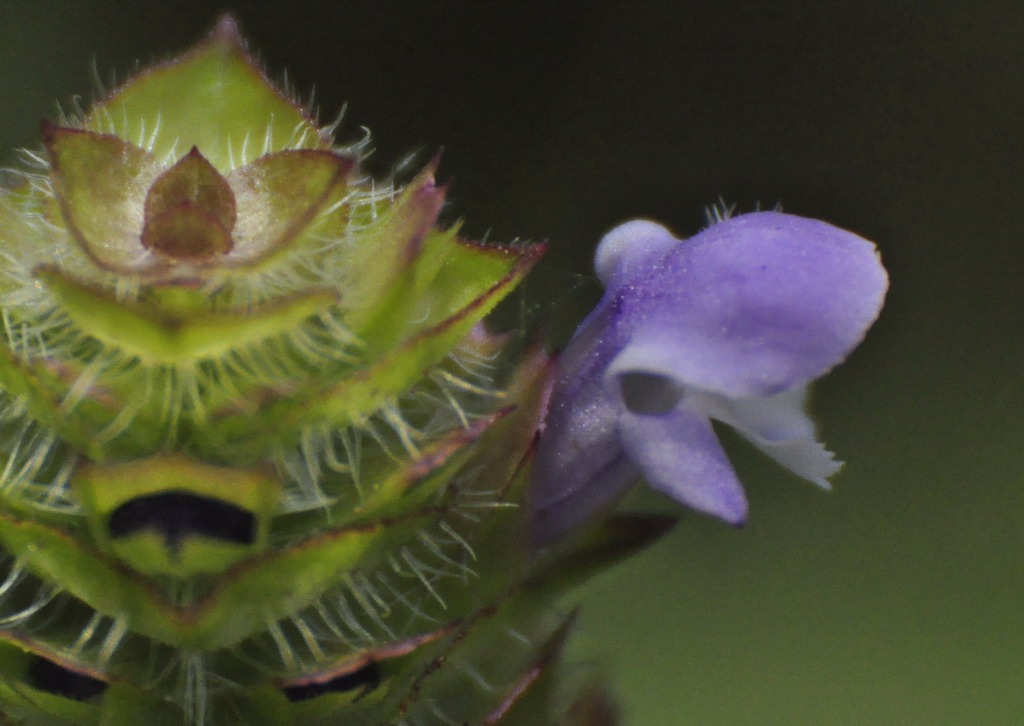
[532, 212, 888, 544]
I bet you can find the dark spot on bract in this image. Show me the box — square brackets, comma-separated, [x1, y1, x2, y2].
[26, 655, 107, 701]
[107, 490, 256, 553]
[282, 661, 381, 702]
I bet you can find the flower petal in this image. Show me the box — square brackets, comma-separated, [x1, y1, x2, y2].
[616, 405, 748, 525]
[694, 387, 842, 487]
[594, 219, 678, 289]
[608, 212, 888, 397]
[532, 302, 637, 544]
[532, 438, 639, 546]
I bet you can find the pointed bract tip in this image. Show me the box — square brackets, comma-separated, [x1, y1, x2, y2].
[39, 119, 57, 144]
[209, 13, 245, 46]
[420, 148, 444, 180]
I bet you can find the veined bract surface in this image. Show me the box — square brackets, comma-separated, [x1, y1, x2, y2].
[0, 17, 660, 726]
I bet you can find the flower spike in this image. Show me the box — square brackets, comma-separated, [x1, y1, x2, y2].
[0, 17, 664, 724]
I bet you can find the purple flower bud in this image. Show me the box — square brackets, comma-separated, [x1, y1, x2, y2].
[533, 212, 888, 544]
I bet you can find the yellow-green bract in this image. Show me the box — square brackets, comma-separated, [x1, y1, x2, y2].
[0, 16, 667, 726]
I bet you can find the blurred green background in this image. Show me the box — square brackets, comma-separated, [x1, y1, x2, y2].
[1, 2, 1020, 724]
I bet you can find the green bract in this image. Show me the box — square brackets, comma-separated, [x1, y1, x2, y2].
[0, 16, 668, 726]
